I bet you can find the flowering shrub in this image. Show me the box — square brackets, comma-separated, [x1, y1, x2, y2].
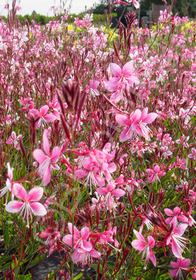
[0, 2, 196, 279]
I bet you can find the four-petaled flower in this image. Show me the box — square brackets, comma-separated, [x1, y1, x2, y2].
[62, 223, 101, 264]
[131, 229, 156, 267]
[105, 61, 139, 93]
[33, 129, 61, 186]
[170, 258, 190, 278]
[6, 183, 47, 226]
[116, 108, 157, 142]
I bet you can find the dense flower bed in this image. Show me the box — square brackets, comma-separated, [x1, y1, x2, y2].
[0, 3, 196, 279]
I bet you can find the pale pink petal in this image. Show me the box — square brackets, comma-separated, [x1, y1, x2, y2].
[40, 105, 49, 116]
[119, 127, 132, 142]
[97, 187, 108, 195]
[62, 234, 73, 247]
[105, 77, 120, 92]
[133, 230, 146, 243]
[6, 200, 23, 213]
[122, 61, 134, 77]
[170, 269, 178, 277]
[42, 165, 51, 186]
[51, 146, 61, 162]
[164, 208, 174, 216]
[30, 202, 47, 216]
[81, 240, 92, 251]
[110, 63, 122, 77]
[176, 223, 188, 235]
[28, 187, 43, 202]
[172, 240, 183, 258]
[33, 149, 48, 164]
[149, 248, 156, 266]
[94, 174, 105, 187]
[111, 189, 125, 198]
[143, 112, 158, 124]
[75, 169, 88, 178]
[89, 248, 101, 259]
[81, 227, 90, 240]
[44, 114, 57, 122]
[116, 114, 131, 126]
[43, 130, 50, 156]
[13, 183, 27, 201]
[131, 239, 146, 251]
[68, 223, 80, 238]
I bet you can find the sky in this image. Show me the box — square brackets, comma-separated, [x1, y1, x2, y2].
[0, 0, 99, 16]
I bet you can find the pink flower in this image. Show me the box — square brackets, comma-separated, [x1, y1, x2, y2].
[40, 228, 60, 256]
[6, 184, 47, 226]
[33, 129, 61, 186]
[146, 165, 166, 183]
[131, 230, 156, 266]
[29, 105, 57, 128]
[170, 258, 190, 277]
[164, 207, 188, 225]
[0, 163, 15, 199]
[105, 61, 139, 92]
[62, 223, 101, 264]
[6, 131, 22, 150]
[116, 108, 157, 141]
[166, 220, 188, 258]
[188, 148, 196, 161]
[97, 180, 125, 212]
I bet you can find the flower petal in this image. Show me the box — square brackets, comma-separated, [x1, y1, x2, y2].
[28, 187, 43, 202]
[30, 202, 47, 216]
[6, 200, 23, 213]
[13, 183, 27, 201]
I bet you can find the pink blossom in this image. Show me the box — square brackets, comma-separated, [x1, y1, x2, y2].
[188, 148, 196, 161]
[97, 180, 126, 212]
[6, 184, 47, 226]
[62, 223, 101, 264]
[170, 258, 190, 277]
[40, 228, 60, 256]
[6, 131, 22, 150]
[29, 105, 57, 128]
[166, 220, 188, 258]
[116, 108, 157, 141]
[33, 129, 61, 186]
[164, 207, 188, 225]
[0, 163, 15, 199]
[105, 61, 139, 92]
[146, 165, 166, 183]
[131, 230, 156, 266]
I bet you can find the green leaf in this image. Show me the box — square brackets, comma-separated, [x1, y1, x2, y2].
[160, 168, 176, 185]
[73, 273, 83, 279]
[25, 254, 45, 270]
[17, 273, 32, 280]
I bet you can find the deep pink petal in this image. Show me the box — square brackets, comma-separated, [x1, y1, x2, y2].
[143, 112, 158, 124]
[97, 187, 108, 195]
[170, 269, 178, 277]
[6, 200, 23, 213]
[28, 187, 43, 202]
[30, 202, 47, 216]
[147, 236, 155, 248]
[33, 149, 47, 164]
[13, 183, 27, 201]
